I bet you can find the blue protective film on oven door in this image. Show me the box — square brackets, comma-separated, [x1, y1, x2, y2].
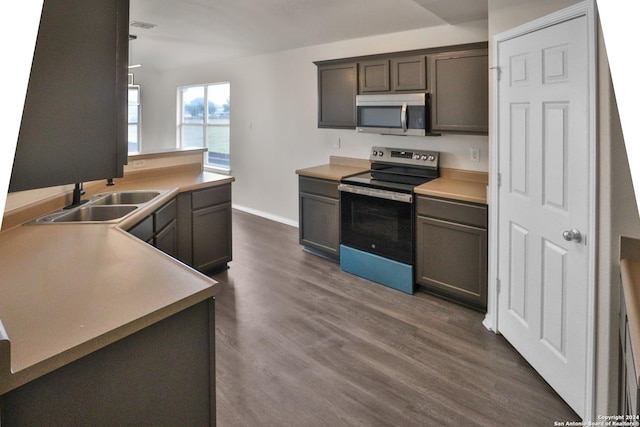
[340, 245, 414, 294]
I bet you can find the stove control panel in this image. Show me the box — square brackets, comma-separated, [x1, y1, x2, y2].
[370, 146, 439, 169]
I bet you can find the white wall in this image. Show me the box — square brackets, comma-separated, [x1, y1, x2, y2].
[133, 20, 489, 224]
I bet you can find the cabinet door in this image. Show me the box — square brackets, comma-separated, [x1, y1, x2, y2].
[9, 0, 129, 192]
[128, 216, 154, 242]
[155, 220, 178, 258]
[176, 192, 193, 266]
[359, 60, 390, 92]
[416, 215, 487, 310]
[299, 192, 340, 258]
[429, 49, 488, 133]
[155, 199, 177, 232]
[317, 62, 357, 128]
[192, 202, 232, 273]
[391, 56, 427, 91]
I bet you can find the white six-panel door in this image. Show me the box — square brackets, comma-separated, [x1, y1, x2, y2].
[495, 6, 594, 418]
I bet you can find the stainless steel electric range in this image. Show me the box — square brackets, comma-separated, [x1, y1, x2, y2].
[339, 146, 439, 294]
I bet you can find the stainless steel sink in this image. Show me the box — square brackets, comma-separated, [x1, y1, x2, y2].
[90, 191, 161, 206]
[31, 189, 165, 224]
[38, 205, 138, 223]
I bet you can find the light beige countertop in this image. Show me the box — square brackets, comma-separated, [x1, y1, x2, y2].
[415, 168, 489, 204]
[295, 156, 370, 181]
[0, 164, 233, 394]
[620, 236, 640, 386]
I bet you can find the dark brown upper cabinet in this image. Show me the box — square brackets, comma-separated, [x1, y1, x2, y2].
[9, 0, 129, 192]
[315, 42, 488, 133]
[316, 62, 358, 129]
[359, 60, 390, 92]
[359, 56, 427, 93]
[391, 56, 427, 92]
[429, 49, 489, 134]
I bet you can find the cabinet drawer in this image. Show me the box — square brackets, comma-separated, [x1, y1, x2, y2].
[416, 196, 487, 228]
[128, 215, 154, 242]
[299, 176, 339, 199]
[191, 184, 231, 210]
[155, 199, 177, 231]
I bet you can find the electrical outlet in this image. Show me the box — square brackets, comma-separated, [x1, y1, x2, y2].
[470, 147, 480, 162]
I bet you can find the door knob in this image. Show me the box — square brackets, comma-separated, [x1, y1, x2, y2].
[562, 228, 582, 243]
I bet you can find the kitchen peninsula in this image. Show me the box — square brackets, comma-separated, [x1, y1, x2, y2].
[0, 152, 232, 426]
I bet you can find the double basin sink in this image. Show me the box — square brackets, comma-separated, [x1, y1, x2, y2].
[33, 190, 163, 224]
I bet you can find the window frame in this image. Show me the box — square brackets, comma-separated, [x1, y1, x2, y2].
[177, 82, 230, 172]
[128, 83, 141, 153]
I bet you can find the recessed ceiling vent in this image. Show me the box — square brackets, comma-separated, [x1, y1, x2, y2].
[130, 21, 157, 30]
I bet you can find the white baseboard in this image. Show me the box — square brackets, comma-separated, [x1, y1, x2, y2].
[232, 204, 299, 228]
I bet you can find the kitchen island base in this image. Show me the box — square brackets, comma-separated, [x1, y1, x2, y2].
[0, 299, 216, 426]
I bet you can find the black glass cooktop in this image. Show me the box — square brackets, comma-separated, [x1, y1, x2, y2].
[341, 172, 435, 194]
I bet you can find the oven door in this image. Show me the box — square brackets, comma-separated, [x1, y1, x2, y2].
[339, 184, 414, 265]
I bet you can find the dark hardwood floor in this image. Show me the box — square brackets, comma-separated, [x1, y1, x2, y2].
[212, 210, 579, 426]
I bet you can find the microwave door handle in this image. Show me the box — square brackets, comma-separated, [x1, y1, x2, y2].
[401, 103, 408, 133]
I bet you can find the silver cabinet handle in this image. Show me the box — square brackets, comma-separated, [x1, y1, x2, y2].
[563, 228, 582, 243]
[401, 103, 407, 133]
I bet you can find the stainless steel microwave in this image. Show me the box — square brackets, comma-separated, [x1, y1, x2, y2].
[356, 93, 429, 136]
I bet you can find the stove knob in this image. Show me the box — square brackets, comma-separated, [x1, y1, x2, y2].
[421, 155, 428, 160]
[372, 150, 378, 156]
[413, 154, 420, 160]
[428, 155, 436, 161]
[378, 151, 384, 156]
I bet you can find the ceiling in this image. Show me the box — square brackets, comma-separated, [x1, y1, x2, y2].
[129, 0, 488, 71]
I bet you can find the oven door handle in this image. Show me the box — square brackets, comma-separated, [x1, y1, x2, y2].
[338, 183, 412, 203]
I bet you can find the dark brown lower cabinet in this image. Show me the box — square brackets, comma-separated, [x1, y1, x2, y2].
[128, 198, 178, 258]
[415, 195, 488, 311]
[192, 202, 232, 272]
[0, 299, 216, 426]
[155, 219, 178, 257]
[127, 184, 233, 274]
[298, 176, 340, 260]
[177, 184, 233, 274]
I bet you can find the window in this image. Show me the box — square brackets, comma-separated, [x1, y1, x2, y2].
[178, 83, 230, 170]
[128, 84, 141, 153]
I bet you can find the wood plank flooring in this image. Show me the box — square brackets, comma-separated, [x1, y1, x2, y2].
[212, 210, 579, 426]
